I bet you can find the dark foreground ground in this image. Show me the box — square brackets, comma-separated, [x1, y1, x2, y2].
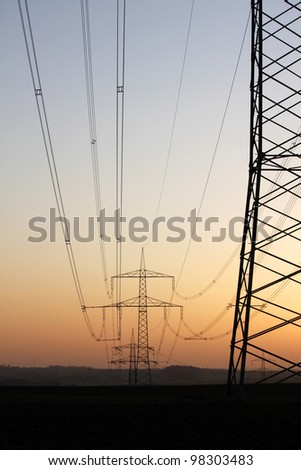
[1, 384, 301, 449]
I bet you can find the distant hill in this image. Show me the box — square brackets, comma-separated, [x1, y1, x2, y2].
[0, 364, 299, 386]
[0, 365, 228, 386]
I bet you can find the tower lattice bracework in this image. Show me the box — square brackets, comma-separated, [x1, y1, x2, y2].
[111, 248, 183, 385]
[111, 328, 156, 385]
[136, 249, 151, 385]
[228, 0, 301, 393]
[89, 249, 183, 385]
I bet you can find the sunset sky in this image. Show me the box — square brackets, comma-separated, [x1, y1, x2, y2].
[2, 0, 294, 372]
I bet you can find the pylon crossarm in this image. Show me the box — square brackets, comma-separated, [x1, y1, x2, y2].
[144, 296, 183, 309]
[86, 296, 183, 310]
[107, 249, 183, 385]
[112, 269, 175, 279]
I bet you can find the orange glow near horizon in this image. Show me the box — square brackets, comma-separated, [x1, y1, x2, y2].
[2, 0, 301, 375]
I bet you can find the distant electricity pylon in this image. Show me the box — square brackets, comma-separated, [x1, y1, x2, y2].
[91, 249, 183, 385]
[111, 328, 156, 385]
[111, 329, 138, 384]
[228, 0, 301, 393]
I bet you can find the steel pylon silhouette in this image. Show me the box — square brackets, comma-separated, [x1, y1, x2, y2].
[111, 327, 157, 385]
[136, 248, 151, 384]
[111, 328, 138, 385]
[228, 0, 301, 393]
[129, 329, 137, 385]
[90, 249, 183, 385]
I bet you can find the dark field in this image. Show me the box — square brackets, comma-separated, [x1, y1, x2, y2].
[1, 384, 301, 449]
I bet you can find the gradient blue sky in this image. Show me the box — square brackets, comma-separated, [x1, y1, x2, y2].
[0, 0, 256, 368]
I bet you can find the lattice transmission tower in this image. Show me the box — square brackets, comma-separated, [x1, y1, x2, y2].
[111, 328, 157, 385]
[90, 249, 183, 385]
[228, 0, 301, 393]
[135, 247, 153, 384]
[111, 329, 138, 385]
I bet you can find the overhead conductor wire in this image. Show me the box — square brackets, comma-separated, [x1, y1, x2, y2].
[157, 10, 251, 362]
[154, 0, 195, 220]
[81, 0, 112, 302]
[174, 10, 251, 299]
[171, 13, 301, 345]
[81, 0, 112, 362]
[115, 0, 127, 341]
[147, 0, 195, 359]
[18, 0, 102, 341]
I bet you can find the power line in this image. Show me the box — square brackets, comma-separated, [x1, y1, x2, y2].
[18, 0, 101, 341]
[156, 11, 250, 361]
[177, 170, 301, 342]
[115, 0, 126, 309]
[174, 10, 251, 295]
[180, 156, 301, 341]
[154, 0, 195, 219]
[174, 246, 240, 300]
[173, 129, 301, 302]
[80, 0, 111, 300]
